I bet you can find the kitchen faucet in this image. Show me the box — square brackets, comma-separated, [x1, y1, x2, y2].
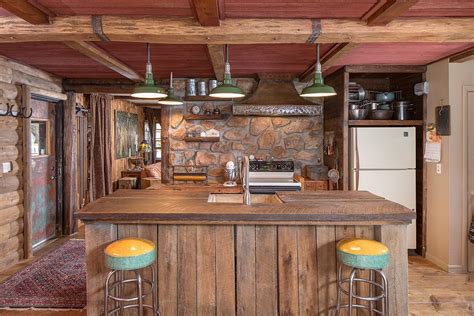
[242, 156, 251, 205]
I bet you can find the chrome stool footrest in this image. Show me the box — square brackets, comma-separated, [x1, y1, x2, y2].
[335, 265, 389, 316]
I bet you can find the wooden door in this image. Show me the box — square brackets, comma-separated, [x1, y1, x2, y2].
[30, 99, 58, 248]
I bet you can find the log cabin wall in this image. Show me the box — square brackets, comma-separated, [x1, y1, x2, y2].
[0, 56, 62, 272]
[163, 79, 324, 183]
[110, 99, 144, 189]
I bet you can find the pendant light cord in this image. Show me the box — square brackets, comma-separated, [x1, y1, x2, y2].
[170, 72, 173, 89]
[316, 43, 321, 74]
[147, 43, 151, 64]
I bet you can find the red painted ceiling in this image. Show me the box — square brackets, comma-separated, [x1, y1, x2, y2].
[95, 43, 215, 79]
[403, 0, 474, 17]
[228, 44, 333, 77]
[0, 42, 121, 78]
[32, 0, 193, 17]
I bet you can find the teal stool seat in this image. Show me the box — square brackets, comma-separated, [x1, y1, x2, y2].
[104, 238, 156, 271]
[336, 238, 389, 270]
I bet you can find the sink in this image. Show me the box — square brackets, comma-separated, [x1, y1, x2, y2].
[207, 193, 283, 204]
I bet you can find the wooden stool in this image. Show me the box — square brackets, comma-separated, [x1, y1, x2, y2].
[335, 238, 390, 316]
[104, 238, 159, 316]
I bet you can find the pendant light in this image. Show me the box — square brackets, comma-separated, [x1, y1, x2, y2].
[131, 43, 167, 99]
[158, 72, 183, 105]
[209, 44, 245, 99]
[300, 44, 337, 98]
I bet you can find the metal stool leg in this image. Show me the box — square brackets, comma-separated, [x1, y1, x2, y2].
[135, 270, 144, 316]
[104, 270, 115, 316]
[150, 264, 159, 315]
[380, 270, 389, 316]
[369, 269, 374, 315]
[335, 264, 343, 316]
[348, 268, 357, 316]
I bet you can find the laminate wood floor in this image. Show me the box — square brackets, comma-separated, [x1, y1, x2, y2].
[0, 229, 472, 315]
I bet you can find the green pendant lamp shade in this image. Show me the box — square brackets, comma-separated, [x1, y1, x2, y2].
[209, 45, 245, 99]
[131, 43, 167, 99]
[158, 72, 183, 105]
[300, 44, 337, 98]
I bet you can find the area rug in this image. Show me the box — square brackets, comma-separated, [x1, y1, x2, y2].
[0, 239, 86, 309]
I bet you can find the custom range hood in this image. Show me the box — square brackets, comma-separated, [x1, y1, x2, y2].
[233, 74, 322, 116]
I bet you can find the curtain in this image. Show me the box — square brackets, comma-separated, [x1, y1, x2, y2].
[89, 94, 113, 200]
[144, 108, 161, 163]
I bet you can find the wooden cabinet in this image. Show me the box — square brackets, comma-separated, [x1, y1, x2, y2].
[323, 65, 427, 256]
[294, 175, 329, 191]
[120, 170, 146, 189]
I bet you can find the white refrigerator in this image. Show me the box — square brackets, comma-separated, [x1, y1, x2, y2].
[350, 127, 417, 249]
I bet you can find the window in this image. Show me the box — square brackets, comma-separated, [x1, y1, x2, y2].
[31, 120, 49, 156]
[155, 122, 161, 160]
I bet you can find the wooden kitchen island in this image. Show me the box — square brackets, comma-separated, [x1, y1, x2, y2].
[77, 190, 414, 316]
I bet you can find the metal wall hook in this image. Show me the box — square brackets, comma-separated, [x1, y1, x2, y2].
[0, 101, 33, 119]
[22, 107, 33, 118]
[0, 104, 10, 116]
[10, 104, 22, 117]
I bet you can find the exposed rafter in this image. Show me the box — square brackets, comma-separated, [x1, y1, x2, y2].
[190, 0, 220, 26]
[450, 48, 474, 63]
[365, 0, 419, 26]
[299, 43, 358, 82]
[0, 16, 472, 44]
[207, 44, 225, 81]
[0, 0, 50, 24]
[63, 41, 143, 82]
[63, 78, 136, 94]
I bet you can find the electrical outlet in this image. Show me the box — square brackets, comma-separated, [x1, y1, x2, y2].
[436, 163, 442, 175]
[2, 162, 12, 173]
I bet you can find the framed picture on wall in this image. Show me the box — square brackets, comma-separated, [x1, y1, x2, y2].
[115, 111, 139, 159]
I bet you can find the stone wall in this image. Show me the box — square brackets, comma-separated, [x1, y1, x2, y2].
[165, 79, 323, 183]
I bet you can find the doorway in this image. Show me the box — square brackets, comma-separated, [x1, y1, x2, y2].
[466, 86, 474, 272]
[30, 98, 63, 249]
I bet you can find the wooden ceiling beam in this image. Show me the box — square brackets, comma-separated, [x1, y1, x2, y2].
[365, 0, 419, 26]
[63, 78, 136, 94]
[0, 0, 50, 24]
[190, 0, 220, 26]
[449, 48, 474, 63]
[299, 43, 358, 82]
[207, 44, 225, 80]
[0, 16, 472, 44]
[63, 41, 143, 82]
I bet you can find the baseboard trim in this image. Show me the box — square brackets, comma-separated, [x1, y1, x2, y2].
[447, 264, 464, 273]
[425, 252, 449, 271]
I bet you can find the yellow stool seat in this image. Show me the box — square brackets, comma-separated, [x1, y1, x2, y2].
[337, 238, 389, 269]
[104, 238, 156, 270]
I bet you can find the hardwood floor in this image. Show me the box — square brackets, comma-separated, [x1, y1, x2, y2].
[0, 231, 472, 315]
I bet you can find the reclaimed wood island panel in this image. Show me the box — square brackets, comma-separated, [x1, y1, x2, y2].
[77, 190, 414, 316]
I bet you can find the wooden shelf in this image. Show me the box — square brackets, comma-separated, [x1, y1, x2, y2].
[183, 114, 227, 120]
[183, 96, 233, 102]
[184, 136, 220, 142]
[348, 120, 423, 127]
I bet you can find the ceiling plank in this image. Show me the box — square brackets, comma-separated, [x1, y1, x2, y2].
[0, 16, 472, 44]
[207, 44, 224, 80]
[449, 48, 474, 63]
[63, 41, 143, 82]
[190, 0, 220, 26]
[366, 0, 419, 26]
[0, 0, 50, 24]
[299, 43, 359, 82]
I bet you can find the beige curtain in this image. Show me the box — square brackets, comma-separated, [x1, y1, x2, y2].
[89, 94, 113, 200]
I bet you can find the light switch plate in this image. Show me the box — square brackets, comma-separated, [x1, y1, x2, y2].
[436, 163, 442, 175]
[2, 162, 12, 173]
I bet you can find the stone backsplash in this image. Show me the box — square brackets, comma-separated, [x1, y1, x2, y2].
[165, 79, 324, 183]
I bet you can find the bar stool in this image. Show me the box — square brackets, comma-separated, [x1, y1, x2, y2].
[335, 238, 389, 316]
[104, 238, 160, 316]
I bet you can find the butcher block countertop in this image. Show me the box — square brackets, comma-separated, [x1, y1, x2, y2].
[77, 190, 415, 224]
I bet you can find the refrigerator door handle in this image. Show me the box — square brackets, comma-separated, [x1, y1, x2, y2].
[352, 128, 360, 191]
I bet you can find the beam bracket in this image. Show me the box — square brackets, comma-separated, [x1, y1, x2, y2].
[91, 15, 109, 42]
[306, 19, 321, 44]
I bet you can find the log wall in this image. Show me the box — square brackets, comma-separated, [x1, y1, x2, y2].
[110, 98, 144, 189]
[0, 56, 62, 272]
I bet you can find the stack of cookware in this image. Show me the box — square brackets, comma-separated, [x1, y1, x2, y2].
[348, 83, 415, 120]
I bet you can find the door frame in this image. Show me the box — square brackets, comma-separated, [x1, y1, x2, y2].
[462, 85, 474, 272]
[23, 86, 65, 258]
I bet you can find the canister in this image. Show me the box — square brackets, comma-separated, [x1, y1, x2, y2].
[208, 79, 218, 92]
[186, 79, 196, 96]
[198, 81, 207, 96]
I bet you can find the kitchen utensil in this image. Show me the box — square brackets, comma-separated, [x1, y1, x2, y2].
[348, 83, 366, 103]
[393, 101, 414, 120]
[208, 79, 218, 92]
[363, 102, 379, 110]
[186, 79, 196, 96]
[368, 109, 394, 120]
[375, 92, 395, 103]
[349, 109, 369, 120]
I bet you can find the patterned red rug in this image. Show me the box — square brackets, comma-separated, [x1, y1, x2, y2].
[0, 239, 86, 309]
